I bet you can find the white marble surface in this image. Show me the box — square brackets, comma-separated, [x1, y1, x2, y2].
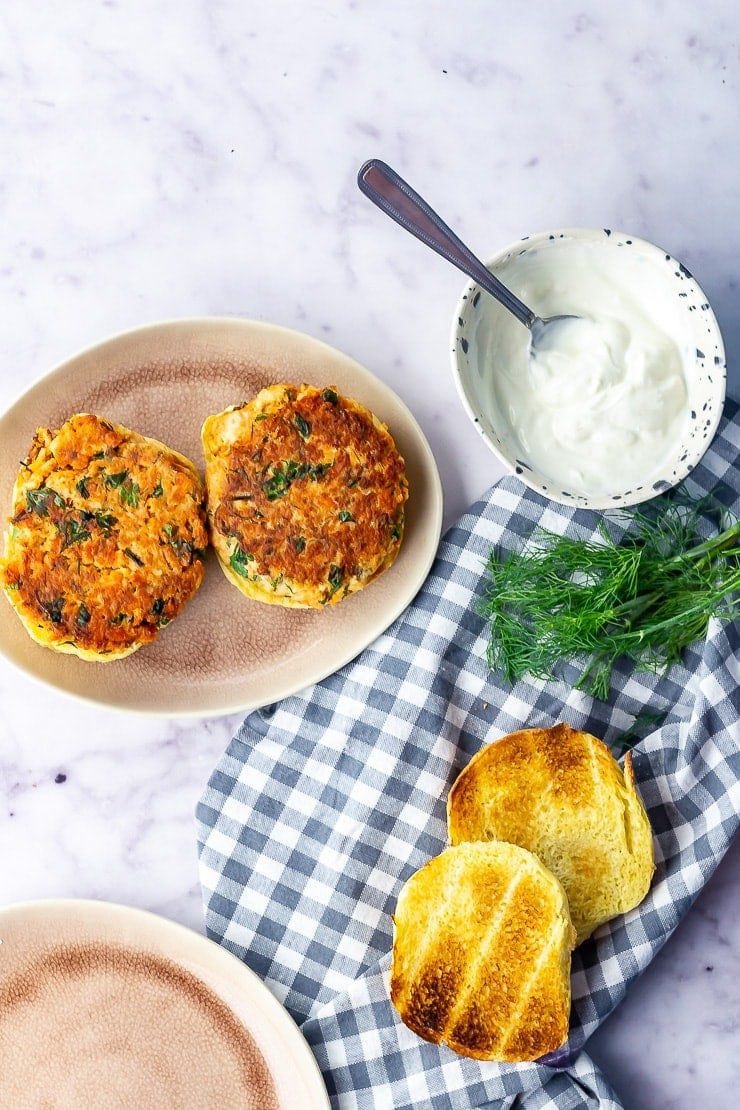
[0, 2, 738, 1105]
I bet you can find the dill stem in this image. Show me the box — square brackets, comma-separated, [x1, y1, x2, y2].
[615, 593, 730, 640]
[609, 590, 662, 625]
[608, 523, 740, 627]
[663, 520, 740, 566]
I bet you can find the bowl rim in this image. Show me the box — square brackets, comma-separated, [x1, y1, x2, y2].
[449, 226, 727, 510]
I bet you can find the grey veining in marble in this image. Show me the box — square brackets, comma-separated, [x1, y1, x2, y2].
[0, 2, 738, 1106]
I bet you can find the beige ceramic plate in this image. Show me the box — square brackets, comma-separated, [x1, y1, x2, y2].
[0, 899, 329, 1109]
[0, 318, 443, 716]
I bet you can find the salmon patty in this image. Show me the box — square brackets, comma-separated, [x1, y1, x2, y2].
[1, 413, 208, 660]
[202, 384, 408, 607]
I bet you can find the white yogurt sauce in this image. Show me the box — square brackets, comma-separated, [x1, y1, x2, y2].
[481, 238, 691, 496]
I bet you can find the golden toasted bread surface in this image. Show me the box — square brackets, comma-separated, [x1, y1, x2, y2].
[202, 384, 408, 608]
[1, 414, 207, 660]
[448, 723, 655, 944]
[391, 841, 575, 1062]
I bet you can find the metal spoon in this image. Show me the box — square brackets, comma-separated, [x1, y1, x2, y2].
[357, 158, 577, 352]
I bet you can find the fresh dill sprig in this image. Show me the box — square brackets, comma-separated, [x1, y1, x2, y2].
[480, 490, 740, 701]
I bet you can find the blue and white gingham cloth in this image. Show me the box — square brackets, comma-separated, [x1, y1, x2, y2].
[197, 398, 740, 1109]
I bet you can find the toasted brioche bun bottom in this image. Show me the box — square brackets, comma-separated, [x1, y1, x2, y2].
[391, 841, 575, 1062]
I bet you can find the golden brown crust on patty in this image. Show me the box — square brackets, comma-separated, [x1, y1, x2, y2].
[447, 723, 655, 944]
[0, 413, 208, 660]
[202, 384, 408, 608]
[391, 841, 574, 1062]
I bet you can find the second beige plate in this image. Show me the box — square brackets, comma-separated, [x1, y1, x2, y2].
[0, 899, 329, 1108]
[0, 318, 443, 716]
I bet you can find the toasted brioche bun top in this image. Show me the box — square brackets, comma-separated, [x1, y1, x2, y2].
[391, 841, 575, 1062]
[447, 722, 655, 944]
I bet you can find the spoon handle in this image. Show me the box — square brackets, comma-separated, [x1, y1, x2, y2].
[357, 158, 535, 329]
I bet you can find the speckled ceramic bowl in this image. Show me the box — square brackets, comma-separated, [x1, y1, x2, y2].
[451, 228, 726, 509]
